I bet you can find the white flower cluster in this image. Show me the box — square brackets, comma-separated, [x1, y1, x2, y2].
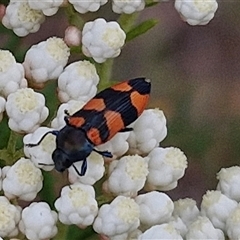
[1, 77, 240, 239]
[28, 0, 64, 16]
[23, 127, 56, 171]
[0, 39, 183, 239]
[19, 202, 58, 240]
[6, 133, 240, 240]
[112, 0, 145, 14]
[2, 0, 148, 37]
[0, 37, 71, 132]
[82, 18, 126, 63]
[2, 0, 219, 40]
[69, 0, 108, 14]
[0, 0, 221, 238]
[57, 60, 99, 103]
[0, 50, 27, 98]
[0, 88, 189, 239]
[174, 0, 218, 25]
[107, 169, 240, 240]
[0, 49, 27, 124]
[23, 37, 70, 87]
[6, 88, 49, 133]
[168, 166, 240, 239]
[2, 0, 45, 37]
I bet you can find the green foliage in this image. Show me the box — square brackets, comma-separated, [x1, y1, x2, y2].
[126, 19, 159, 42]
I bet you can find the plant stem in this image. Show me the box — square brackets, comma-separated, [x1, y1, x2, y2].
[96, 59, 114, 90]
[118, 13, 139, 33]
[64, 4, 85, 29]
[7, 130, 17, 154]
[0, 131, 24, 165]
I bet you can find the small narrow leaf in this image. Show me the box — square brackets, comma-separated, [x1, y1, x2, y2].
[118, 13, 139, 33]
[126, 19, 159, 42]
[145, 0, 160, 8]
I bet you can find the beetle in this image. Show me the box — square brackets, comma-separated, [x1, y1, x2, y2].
[26, 77, 151, 176]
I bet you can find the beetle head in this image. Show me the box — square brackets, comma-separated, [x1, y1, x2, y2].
[52, 149, 72, 172]
[52, 126, 93, 172]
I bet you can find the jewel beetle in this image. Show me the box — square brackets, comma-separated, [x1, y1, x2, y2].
[26, 77, 151, 176]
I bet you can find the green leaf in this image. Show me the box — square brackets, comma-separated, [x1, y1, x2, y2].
[1, 0, 9, 6]
[118, 13, 139, 33]
[65, 225, 95, 240]
[38, 171, 56, 209]
[145, 0, 160, 8]
[13, 148, 25, 161]
[126, 19, 159, 42]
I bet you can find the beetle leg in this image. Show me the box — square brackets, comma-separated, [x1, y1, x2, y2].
[119, 127, 133, 132]
[64, 109, 70, 116]
[25, 131, 59, 147]
[72, 159, 87, 176]
[93, 148, 113, 158]
[72, 164, 82, 176]
[81, 159, 87, 176]
[38, 162, 54, 167]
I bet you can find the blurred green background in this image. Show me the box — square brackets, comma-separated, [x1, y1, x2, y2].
[1, 0, 240, 206]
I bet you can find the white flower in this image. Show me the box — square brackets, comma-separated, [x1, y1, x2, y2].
[103, 155, 149, 197]
[69, 0, 107, 14]
[0, 97, 5, 122]
[173, 198, 199, 227]
[112, 0, 145, 14]
[174, 0, 218, 25]
[0, 50, 27, 98]
[54, 183, 98, 227]
[170, 216, 188, 237]
[28, 0, 64, 16]
[19, 202, 58, 240]
[185, 216, 225, 239]
[5, 88, 49, 133]
[201, 190, 238, 232]
[51, 100, 86, 129]
[127, 229, 143, 239]
[138, 224, 183, 239]
[23, 127, 56, 171]
[216, 166, 240, 202]
[64, 26, 82, 46]
[146, 147, 187, 191]
[135, 191, 174, 229]
[127, 109, 167, 155]
[97, 131, 130, 160]
[2, 158, 43, 201]
[57, 60, 99, 103]
[82, 18, 126, 63]
[0, 196, 21, 238]
[68, 151, 105, 185]
[2, 0, 45, 37]
[93, 196, 140, 238]
[23, 37, 70, 86]
[226, 203, 240, 240]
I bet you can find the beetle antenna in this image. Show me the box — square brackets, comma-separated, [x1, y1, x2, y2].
[25, 130, 59, 147]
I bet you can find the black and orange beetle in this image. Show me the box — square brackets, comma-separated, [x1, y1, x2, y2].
[26, 77, 151, 176]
